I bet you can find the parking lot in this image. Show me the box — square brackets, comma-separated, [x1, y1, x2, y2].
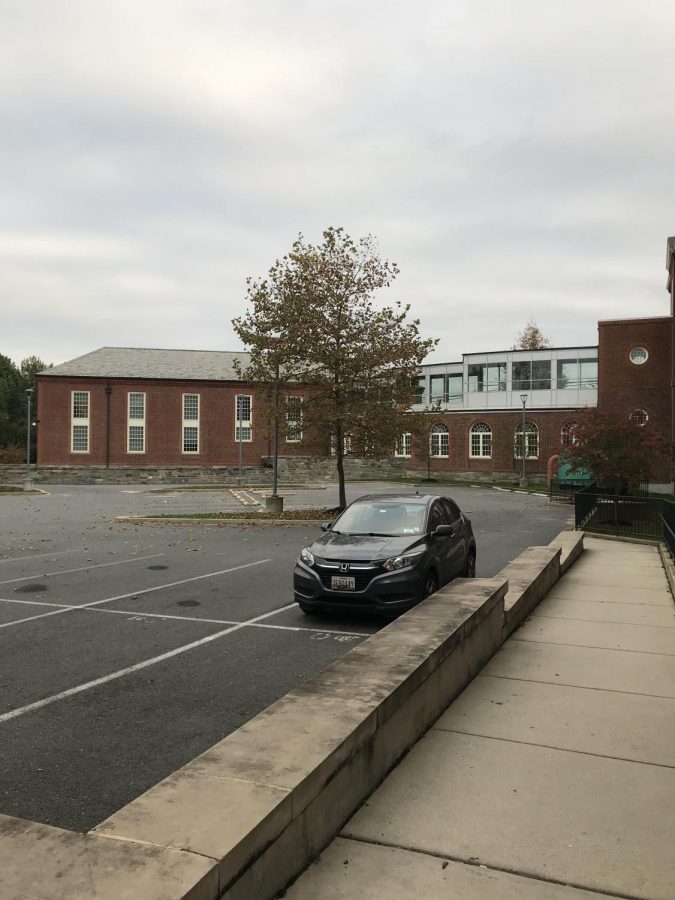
[0, 482, 571, 832]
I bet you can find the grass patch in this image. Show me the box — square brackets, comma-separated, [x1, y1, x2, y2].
[145, 507, 340, 521]
[0, 485, 24, 493]
[149, 483, 322, 493]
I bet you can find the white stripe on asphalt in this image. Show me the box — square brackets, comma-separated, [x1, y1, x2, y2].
[0, 553, 167, 585]
[0, 601, 296, 725]
[0, 558, 272, 630]
[0, 594, 370, 638]
[0, 548, 82, 564]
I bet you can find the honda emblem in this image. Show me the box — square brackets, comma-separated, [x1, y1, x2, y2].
[339, 562, 350, 573]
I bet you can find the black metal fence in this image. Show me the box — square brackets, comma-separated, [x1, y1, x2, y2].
[549, 478, 593, 503]
[574, 486, 675, 553]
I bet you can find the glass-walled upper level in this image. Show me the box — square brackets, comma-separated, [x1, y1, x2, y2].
[413, 347, 598, 410]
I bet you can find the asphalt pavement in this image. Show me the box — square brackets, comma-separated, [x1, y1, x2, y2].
[0, 482, 571, 832]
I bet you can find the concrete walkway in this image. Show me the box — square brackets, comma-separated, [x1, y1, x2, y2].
[287, 537, 675, 899]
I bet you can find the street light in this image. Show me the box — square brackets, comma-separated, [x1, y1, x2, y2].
[265, 340, 283, 513]
[25, 388, 34, 488]
[519, 393, 528, 487]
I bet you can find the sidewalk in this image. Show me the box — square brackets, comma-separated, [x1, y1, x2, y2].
[287, 537, 675, 899]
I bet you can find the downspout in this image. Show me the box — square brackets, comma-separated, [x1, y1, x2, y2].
[105, 383, 112, 468]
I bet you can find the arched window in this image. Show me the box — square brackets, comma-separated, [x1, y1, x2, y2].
[430, 423, 449, 458]
[469, 422, 492, 458]
[629, 409, 648, 427]
[561, 422, 577, 447]
[514, 422, 539, 459]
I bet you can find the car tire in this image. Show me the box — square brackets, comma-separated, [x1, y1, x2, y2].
[463, 549, 476, 578]
[422, 571, 438, 599]
[298, 602, 319, 615]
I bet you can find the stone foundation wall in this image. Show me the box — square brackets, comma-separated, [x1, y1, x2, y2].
[0, 457, 407, 486]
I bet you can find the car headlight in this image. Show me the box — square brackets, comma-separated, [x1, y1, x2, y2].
[300, 547, 315, 566]
[382, 548, 425, 571]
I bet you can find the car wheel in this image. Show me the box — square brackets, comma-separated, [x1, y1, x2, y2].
[464, 550, 476, 578]
[422, 572, 438, 599]
[298, 602, 319, 615]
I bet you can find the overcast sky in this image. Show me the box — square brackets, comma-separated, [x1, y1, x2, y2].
[2, 1, 674, 368]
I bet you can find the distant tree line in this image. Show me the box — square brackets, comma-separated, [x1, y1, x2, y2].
[0, 355, 50, 462]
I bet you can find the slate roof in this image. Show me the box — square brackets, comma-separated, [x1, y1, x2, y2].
[39, 347, 252, 381]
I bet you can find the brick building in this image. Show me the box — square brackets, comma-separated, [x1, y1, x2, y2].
[36, 237, 675, 489]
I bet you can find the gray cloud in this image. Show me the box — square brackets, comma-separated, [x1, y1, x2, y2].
[1, 0, 674, 366]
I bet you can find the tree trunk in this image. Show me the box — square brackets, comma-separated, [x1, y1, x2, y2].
[336, 422, 347, 510]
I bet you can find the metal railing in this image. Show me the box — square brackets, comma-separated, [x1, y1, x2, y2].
[549, 478, 592, 503]
[574, 487, 675, 552]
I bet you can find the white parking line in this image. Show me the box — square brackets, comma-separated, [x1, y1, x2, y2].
[0, 594, 370, 638]
[0, 559, 272, 631]
[0, 547, 82, 564]
[0, 553, 167, 585]
[0, 602, 296, 725]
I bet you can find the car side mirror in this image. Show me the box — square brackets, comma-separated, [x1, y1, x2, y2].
[433, 524, 454, 538]
[320, 522, 333, 532]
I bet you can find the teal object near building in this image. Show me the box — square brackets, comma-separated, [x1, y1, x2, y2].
[558, 460, 591, 482]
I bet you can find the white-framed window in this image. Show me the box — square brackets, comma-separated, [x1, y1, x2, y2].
[127, 392, 146, 453]
[235, 394, 252, 442]
[395, 432, 412, 458]
[469, 422, 492, 458]
[514, 422, 539, 459]
[182, 393, 200, 453]
[630, 347, 648, 365]
[561, 422, 577, 446]
[71, 390, 90, 453]
[630, 409, 648, 427]
[430, 423, 449, 458]
[285, 396, 303, 443]
[329, 433, 352, 456]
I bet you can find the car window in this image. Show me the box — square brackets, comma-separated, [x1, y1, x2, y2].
[442, 499, 461, 523]
[334, 501, 426, 536]
[428, 502, 448, 531]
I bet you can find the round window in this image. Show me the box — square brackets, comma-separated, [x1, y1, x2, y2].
[629, 409, 648, 427]
[630, 347, 648, 365]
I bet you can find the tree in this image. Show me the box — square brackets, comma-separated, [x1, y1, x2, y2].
[562, 408, 672, 491]
[0, 354, 49, 459]
[513, 319, 550, 350]
[232, 227, 437, 508]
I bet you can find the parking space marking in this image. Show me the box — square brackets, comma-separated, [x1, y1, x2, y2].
[0, 553, 167, 585]
[0, 548, 83, 564]
[0, 558, 272, 631]
[85, 605, 370, 638]
[0, 601, 296, 726]
[0, 594, 371, 638]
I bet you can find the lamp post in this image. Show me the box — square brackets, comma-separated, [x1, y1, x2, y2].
[519, 393, 528, 487]
[266, 344, 283, 513]
[24, 388, 34, 490]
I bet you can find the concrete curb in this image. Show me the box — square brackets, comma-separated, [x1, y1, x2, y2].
[498, 546, 561, 639]
[0, 530, 581, 899]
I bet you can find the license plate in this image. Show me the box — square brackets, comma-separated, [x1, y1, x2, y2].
[331, 576, 356, 591]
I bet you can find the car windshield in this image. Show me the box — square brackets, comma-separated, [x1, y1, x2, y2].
[333, 501, 426, 536]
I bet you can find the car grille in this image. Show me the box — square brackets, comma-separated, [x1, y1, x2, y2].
[318, 571, 374, 592]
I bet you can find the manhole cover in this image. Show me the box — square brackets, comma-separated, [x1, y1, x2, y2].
[147, 565, 169, 571]
[177, 599, 200, 607]
[15, 584, 48, 593]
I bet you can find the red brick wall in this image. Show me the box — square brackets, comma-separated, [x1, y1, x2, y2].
[36, 378, 310, 467]
[597, 316, 673, 483]
[406, 409, 579, 477]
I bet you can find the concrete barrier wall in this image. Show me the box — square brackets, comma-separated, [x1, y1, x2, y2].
[0, 531, 581, 900]
[0, 457, 407, 486]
